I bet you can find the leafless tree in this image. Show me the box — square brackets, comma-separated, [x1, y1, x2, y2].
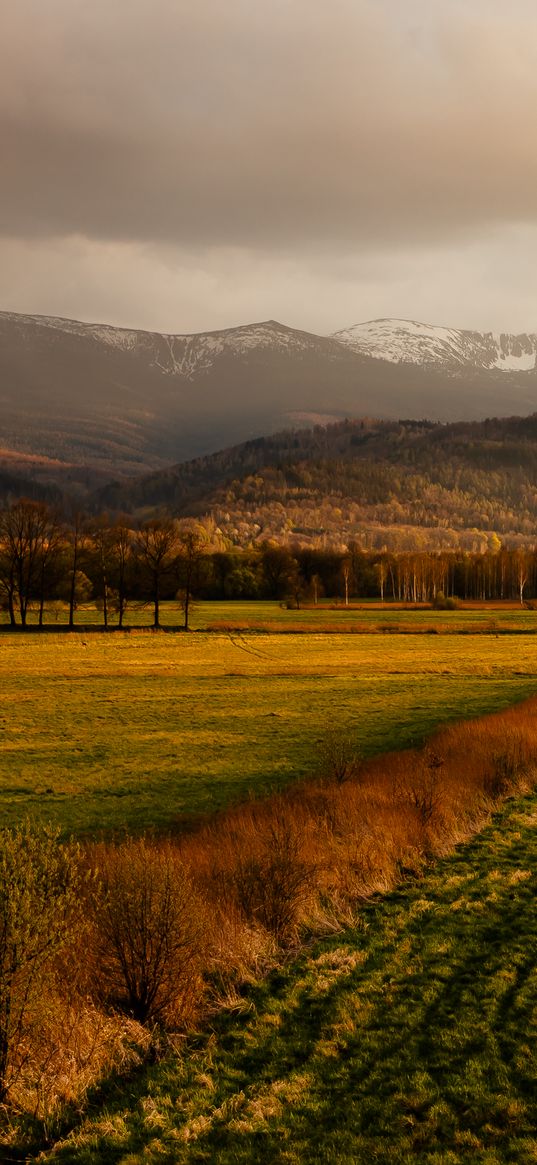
[135, 519, 179, 628]
[0, 500, 55, 627]
[176, 521, 207, 631]
[91, 838, 207, 1024]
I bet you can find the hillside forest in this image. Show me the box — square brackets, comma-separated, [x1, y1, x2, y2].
[87, 415, 537, 551]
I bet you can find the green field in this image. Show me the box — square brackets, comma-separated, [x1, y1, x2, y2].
[39, 790, 537, 1164]
[3, 597, 537, 632]
[1, 606, 537, 835]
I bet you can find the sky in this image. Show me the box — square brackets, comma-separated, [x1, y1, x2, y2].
[3, 0, 537, 336]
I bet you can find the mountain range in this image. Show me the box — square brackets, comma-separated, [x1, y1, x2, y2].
[2, 310, 537, 499]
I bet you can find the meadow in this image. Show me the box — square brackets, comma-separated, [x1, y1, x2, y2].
[3, 597, 537, 632]
[1, 601, 537, 835]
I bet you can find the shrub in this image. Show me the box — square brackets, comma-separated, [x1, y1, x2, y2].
[90, 838, 208, 1026]
[483, 737, 531, 801]
[432, 591, 459, 610]
[0, 823, 81, 1101]
[233, 814, 313, 945]
[392, 748, 445, 827]
[317, 729, 362, 785]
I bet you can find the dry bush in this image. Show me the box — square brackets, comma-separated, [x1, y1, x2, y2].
[296, 784, 380, 911]
[317, 729, 362, 785]
[88, 837, 209, 1027]
[232, 815, 313, 945]
[9, 987, 150, 1130]
[484, 733, 535, 801]
[391, 747, 445, 829]
[197, 804, 315, 949]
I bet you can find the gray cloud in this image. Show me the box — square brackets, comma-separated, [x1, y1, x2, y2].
[2, 1, 537, 331]
[4, 0, 537, 249]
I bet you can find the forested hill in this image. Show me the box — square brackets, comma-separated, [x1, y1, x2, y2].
[97, 415, 537, 550]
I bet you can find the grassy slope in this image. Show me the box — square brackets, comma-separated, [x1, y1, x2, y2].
[2, 612, 537, 835]
[41, 791, 537, 1164]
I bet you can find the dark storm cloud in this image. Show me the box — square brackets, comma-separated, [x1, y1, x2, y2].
[3, 0, 537, 252]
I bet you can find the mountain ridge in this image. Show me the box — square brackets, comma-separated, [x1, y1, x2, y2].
[8, 309, 537, 375]
[3, 309, 537, 500]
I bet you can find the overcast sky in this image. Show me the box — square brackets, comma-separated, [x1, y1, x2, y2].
[3, 0, 537, 335]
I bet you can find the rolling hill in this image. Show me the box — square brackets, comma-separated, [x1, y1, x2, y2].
[97, 414, 537, 549]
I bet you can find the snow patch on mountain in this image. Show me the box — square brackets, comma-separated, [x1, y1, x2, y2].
[332, 318, 537, 373]
[333, 319, 467, 366]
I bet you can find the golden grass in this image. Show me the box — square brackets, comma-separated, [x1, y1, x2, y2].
[2, 626, 537, 837]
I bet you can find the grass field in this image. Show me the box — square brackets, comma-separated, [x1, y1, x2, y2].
[3, 598, 537, 633]
[39, 789, 537, 1164]
[1, 608, 537, 835]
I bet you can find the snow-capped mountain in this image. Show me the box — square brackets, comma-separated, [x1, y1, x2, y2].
[2, 308, 537, 498]
[1, 313, 333, 380]
[0, 312, 362, 487]
[332, 318, 537, 373]
[8, 310, 537, 380]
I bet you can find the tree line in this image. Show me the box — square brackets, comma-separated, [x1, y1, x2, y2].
[0, 498, 536, 628]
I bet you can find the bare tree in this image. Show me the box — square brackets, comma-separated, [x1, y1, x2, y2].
[342, 557, 351, 607]
[0, 500, 53, 627]
[108, 519, 134, 629]
[91, 838, 207, 1025]
[135, 519, 179, 628]
[65, 511, 89, 629]
[36, 508, 65, 627]
[87, 516, 114, 629]
[514, 548, 529, 607]
[176, 521, 207, 631]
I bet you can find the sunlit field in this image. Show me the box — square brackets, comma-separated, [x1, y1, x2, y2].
[1, 607, 537, 836]
[2, 597, 537, 632]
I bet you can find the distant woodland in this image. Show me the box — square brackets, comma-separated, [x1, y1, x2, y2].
[1, 498, 537, 628]
[4, 418, 537, 620]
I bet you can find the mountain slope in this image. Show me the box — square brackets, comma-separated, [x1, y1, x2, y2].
[0, 312, 380, 490]
[97, 414, 537, 549]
